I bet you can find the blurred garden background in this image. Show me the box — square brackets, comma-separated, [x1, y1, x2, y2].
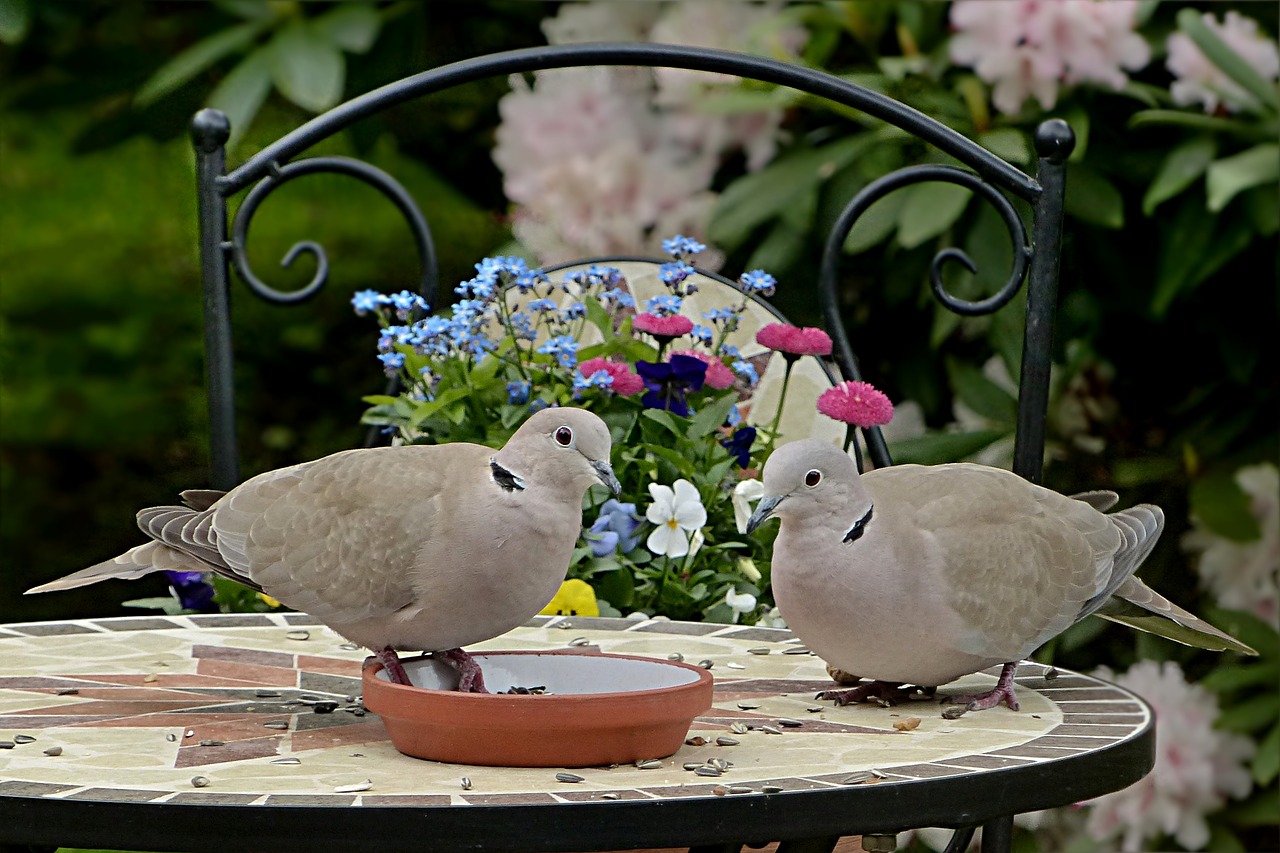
[0, 2, 1276, 850]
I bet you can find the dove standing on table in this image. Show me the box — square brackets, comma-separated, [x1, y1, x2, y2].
[27, 407, 620, 692]
[747, 440, 1256, 712]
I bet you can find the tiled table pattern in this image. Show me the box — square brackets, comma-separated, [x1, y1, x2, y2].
[0, 614, 1150, 807]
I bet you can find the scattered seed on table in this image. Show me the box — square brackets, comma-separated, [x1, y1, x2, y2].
[667, 652, 684, 661]
[190, 776, 210, 788]
[728, 785, 751, 794]
[199, 739, 224, 747]
[841, 772, 872, 784]
[271, 757, 301, 765]
[0, 742, 13, 750]
[255, 689, 281, 698]
[725, 662, 745, 670]
[685, 736, 707, 746]
[13, 734, 36, 744]
[635, 759, 662, 769]
[334, 780, 372, 793]
[777, 718, 802, 728]
[1045, 667, 1059, 680]
[736, 702, 759, 710]
[312, 701, 338, 714]
[697, 659, 714, 670]
[715, 736, 739, 746]
[555, 773, 584, 783]
[602, 793, 620, 800]
[683, 761, 703, 771]
[941, 706, 968, 720]
[694, 765, 722, 778]
[762, 785, 784, 794]
[747, 647, 771, 656]
[556, 621, 573, 629]
[805, 706, 823, 713]
[730, 723, 748, 735]
[568, 637, 590, 647]
[460, 777, 472, 790]
[184, 729, 196, 738]
[708, 758, 731, 771]
[143, 674, 158, 683]
[55, 688, 79, 696]
[285, 630, 310, 641]
[340, 642, 359, 651]
[782, 647, 811, 655]
[760, 725, 782, 735]
[43, 746, 63, 757]
[263, 721, 289, 730]
[166, 733, 177, 742]
[893, 717, 922, 732]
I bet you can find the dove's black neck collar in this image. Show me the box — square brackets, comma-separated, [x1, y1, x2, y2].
[843, 505, 873, 543]
[490, 458, 526, 492]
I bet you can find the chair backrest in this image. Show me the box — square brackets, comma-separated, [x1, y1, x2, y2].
[191, 42, 1073, 492]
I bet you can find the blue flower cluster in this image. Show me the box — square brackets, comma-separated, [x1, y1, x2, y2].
[586, 499, 642, 557]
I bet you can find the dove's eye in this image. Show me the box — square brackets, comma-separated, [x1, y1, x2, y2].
[804, 469, 822, 488]
[554, 426, 574, 446]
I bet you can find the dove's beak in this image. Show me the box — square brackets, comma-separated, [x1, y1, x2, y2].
[746, 494, 784, 534]
[592, 460, 622, 496]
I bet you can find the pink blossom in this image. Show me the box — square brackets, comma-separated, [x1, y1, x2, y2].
[1168, 11, 1280, 113]
[755, 323, 833, 357]
[817, 381, 894, 428]
[672, 350, 736, 390]
[577, 358, 645, 396]
[633, 313, 694, 340]
[949, 0, 1150, 114]
[1086, 661, 1255, 851]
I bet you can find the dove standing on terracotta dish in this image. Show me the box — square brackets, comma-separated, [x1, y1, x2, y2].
[747, 440, 1256, 711]
[28, 407, 620, 692]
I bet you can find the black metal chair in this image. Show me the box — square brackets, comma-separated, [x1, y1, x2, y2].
[191, 43, 1080, 853]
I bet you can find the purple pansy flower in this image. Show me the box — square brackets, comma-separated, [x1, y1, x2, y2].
[636, 354, 707, 418]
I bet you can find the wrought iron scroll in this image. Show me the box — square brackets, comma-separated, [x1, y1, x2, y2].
[819, 165, 1033, 470]
[227, 156, 438, 308]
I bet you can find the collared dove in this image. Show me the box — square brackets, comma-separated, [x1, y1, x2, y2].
[747, 440, 1256, 711]
[27, 407, 620, 691]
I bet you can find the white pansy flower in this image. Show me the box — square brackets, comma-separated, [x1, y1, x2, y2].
[725, 589, 758, 623]
[736, 557, 761, 582]
[732, 478, 765, 534]
[645, 479, 707, 559]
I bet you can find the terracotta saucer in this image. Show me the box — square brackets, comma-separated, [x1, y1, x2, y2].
[362, 651, 715, 767]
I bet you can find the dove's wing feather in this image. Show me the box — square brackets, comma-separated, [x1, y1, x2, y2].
[1076, 504, 1163, 619]
[23, 541, 206, 593]
[1097, 576, 1257, 654]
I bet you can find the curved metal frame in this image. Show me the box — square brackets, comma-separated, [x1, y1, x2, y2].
[190, 47, 1079, 851]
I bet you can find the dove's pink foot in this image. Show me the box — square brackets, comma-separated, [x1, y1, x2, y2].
[943, 662, 1020, 711]
[374, 647, 411, 685]
[817, 680, 910, 706]
[436, 648, 489, 693]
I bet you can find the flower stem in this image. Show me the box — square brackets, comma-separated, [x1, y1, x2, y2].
[765, 355, 796, 454]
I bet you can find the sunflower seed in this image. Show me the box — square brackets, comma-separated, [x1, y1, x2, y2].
[55, 688, 79, 695]
[725, 662, 745, 670]
[782, 647, 811, 655]
[255, 689, 281, 698]
[776, 718, 802, 728]
[667, 653, 684, 662]
[736, 702, 760, 710]
[805, 705, 823, 713]
[263, 721, 289, 730]
[941, 705, 968, 720]
[685, 736, 707, 746]
[166, 733, 177, 742]
[708, 758, 731, 770]
[697, 659, 714, 670]
[568, 637, 590, 647]
[683, 761, 704, 771]
[730, 723, 748, 734]
[0, 742, 13, 750]
[762, 785, 783, 793]
[271, 757, 302, 765]
[694, 765, 722, 777]
[1045, 667, 1060, 681]
[312, 701, 338, 714]
[43, 746, 63, 756]
[747, 647, 771, 656]
[841, 772, 873, 784]
[556, 621, 573, 629]
[334, 780, 372, 793]
[199, 739, 224, 747]
[460, 777, 472, 790]
[555, 772, 584, 783]
[602, 792, 620, 800]
[635, 759, 662, 770]
[285, 630, 310, 641]
[190, 776, 210, 788]
[715, 736, 739, 746]
[13, 734, 36, 744]
[871, 769, 886, 778]
[728, 785, 751, 794]
[760, 725, 782, 735]
[340, 643, 359, 650]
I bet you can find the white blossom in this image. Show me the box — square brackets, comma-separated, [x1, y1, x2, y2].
[724, 589, 758, 622]
[1168, 11, 1280, 114]
[732, 478, 765, 534]
[645, 479, 707, 559]
[1085, 660, 1255, 851]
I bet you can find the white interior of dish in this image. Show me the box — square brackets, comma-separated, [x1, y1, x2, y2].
[376, 653, 702, 694]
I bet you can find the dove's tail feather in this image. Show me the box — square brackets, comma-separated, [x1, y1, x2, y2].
[1071, 490, 1119, 512]
[26, 542, 200, 594]
[180, 489, 226, 511]
[1097, 577, 1258, 655]
[1078, 504, 1164, 618]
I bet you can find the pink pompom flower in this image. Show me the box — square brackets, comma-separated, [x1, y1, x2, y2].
[817, 381, 894, 428]
[755, 323, 832, 357]
[672, 350, 736, 390]
[577, 357, 645, 396]
[633, 313, 694, 341]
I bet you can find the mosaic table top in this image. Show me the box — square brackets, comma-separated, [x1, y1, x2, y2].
[0, 613, 1153, 853]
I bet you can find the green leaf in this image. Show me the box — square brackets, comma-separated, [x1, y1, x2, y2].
[946, 359, 1017, 424]
[314, 3, 381, 54]
[1129, 109, 1272, 141]
[1064, 164, 1123, 229]
[206, 48, 273, 145]
[1200, 659, 1280, 694]
[1206, 144, 1280, 212]
[1190, 470, 1264, 542]
[1223, 788, 1280, 826]
[1111, 456, 1181, 487]
[686, 394, 739, 441]
[1247, 184, 1280, 235]
[896, 181, 972, 249]
[213, 0, 272, 19]
[361, 394, 402, 406]
[745, 219, 808, 274]
[1142, 134, 1217, 215]
[710, 135, 882, 249]
[122, 596, 185, 615]
[1252, 720, 1279, 786]
[889, 429, 1010, 465]
[640, 409, 684, 439]
[1177, 7, 1280, 113]
[408, 387, 472, 427]
[0, 0, 30, 44]
[978, 128, 1031, 165]
[1216, 691, 1280, 734]
[1153, 193, 1214, 315]
[1204, 825, 1247, 853]
[1205, 608, 1280, 659]
[135, 20, 267, 107]
[270, 20, 345, 113]
[842, 190, 906, 255]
